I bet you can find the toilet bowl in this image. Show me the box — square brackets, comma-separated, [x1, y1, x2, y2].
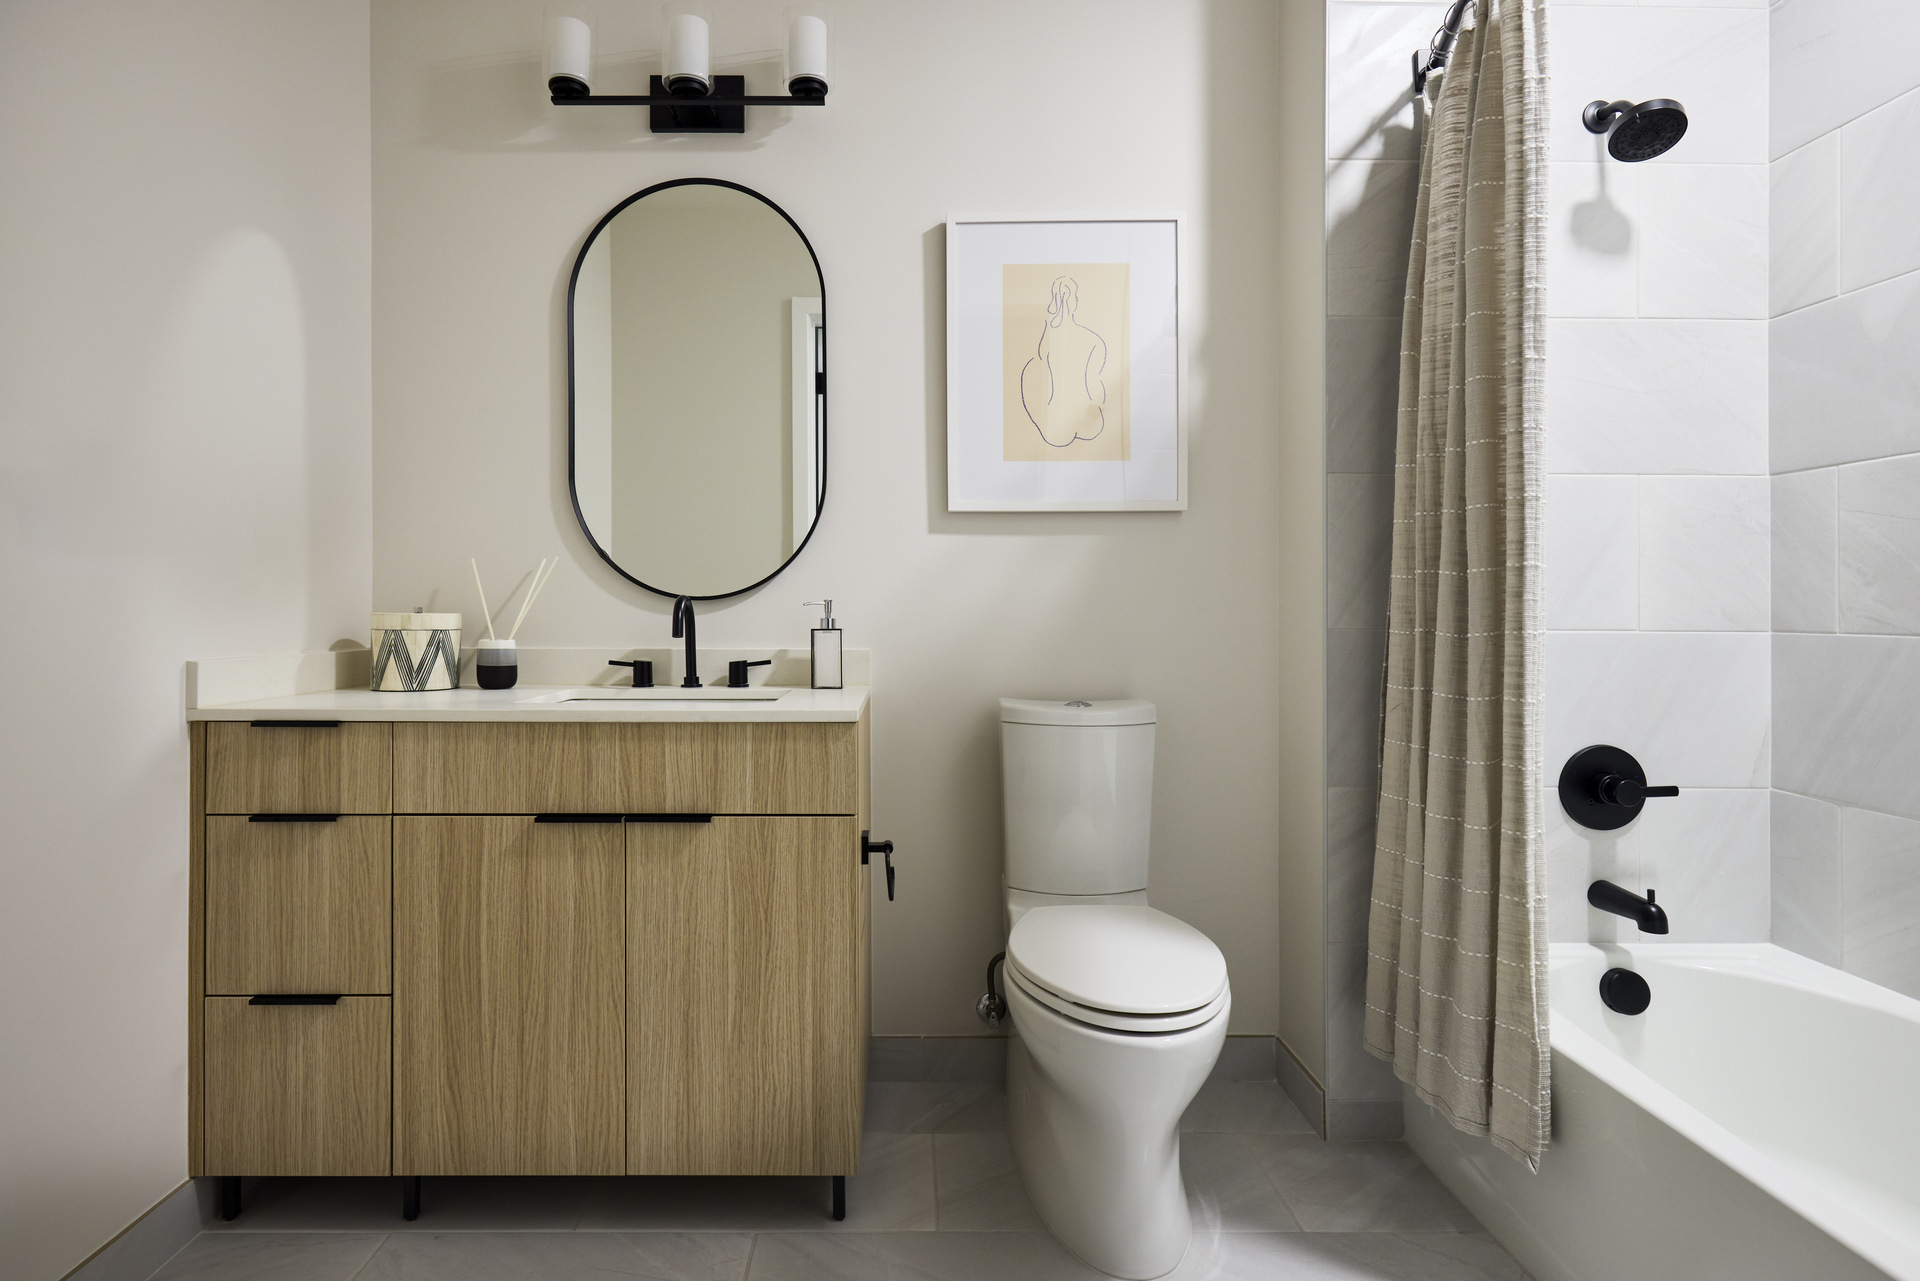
[1004, 906, 1229, 1279]
[996, 698, 1230, 1280]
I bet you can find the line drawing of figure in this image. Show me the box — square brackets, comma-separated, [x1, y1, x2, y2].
[1018, 275, 1108, 448]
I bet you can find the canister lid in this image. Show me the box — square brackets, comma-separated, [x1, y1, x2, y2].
[371, 612, 462, 629]
[998, 697, 1156, 727]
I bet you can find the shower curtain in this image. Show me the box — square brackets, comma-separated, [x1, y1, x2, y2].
[1362, 0, 1550, 1168]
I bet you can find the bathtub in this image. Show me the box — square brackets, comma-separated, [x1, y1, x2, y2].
[1408, 944, 1920, 1281]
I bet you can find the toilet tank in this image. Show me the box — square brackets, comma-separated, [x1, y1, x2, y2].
[1000, 698, 1156, 895]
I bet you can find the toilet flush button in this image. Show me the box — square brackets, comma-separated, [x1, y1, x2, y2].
[1066, 700, 1091, 708]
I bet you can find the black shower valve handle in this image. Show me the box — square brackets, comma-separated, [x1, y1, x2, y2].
[1594, 774, 1680, 808]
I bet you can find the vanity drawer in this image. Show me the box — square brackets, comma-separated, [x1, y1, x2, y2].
[207, 721, 393, 814]
[393, 721, 857, 814]
[205, 817, 391, 995]
[203, 995, 390, 1176]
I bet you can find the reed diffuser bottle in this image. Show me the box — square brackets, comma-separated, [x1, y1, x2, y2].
[471, 557, 557, 690]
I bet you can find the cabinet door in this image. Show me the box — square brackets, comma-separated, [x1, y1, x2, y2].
[393, 817, 624, 1175]
[204, 996, 390, 1175]
[205, 817, 390, 995]
[628, 816, 863, 1175]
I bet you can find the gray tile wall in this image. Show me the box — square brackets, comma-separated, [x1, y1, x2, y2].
[1770, 0, 1920, 1001]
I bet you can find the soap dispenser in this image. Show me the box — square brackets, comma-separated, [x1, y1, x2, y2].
[803, 600, 842, 689]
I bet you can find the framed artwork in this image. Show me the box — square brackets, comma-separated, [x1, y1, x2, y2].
[945, 214, 1185, 512]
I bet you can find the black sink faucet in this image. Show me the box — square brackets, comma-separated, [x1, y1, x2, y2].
[671, 596, 701, 688]
[1588, 880, 1669, 934]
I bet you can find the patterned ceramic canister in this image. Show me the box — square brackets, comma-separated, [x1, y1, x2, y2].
[370, 612, 461, 691]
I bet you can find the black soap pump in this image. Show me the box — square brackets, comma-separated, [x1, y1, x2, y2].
[803, 599, 842, 689]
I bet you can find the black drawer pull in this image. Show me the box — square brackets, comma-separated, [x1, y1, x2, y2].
[248, 814, 340, 823]
[248, 994, 342, 1005]
[248, 720, 342, 728]
[534, 813, 625, 823]
[626, 814, 713, 823]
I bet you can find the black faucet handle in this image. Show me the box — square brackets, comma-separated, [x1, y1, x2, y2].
[608, 659, 653, 688]
[726, 658, 773, 688]
[1561, 746, 1679, 830]
[1644, 785, 1679, 798]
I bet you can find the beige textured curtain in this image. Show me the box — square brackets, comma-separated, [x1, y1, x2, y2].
[1363, 0, 1550, 1169]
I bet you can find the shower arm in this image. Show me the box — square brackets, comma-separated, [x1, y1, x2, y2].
[1412, 0, 1475, 94]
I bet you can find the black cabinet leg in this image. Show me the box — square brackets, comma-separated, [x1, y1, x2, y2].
[830, 1174, 845, 1221]
[402, 1176, 421, 1221]
[218, 1176, 242, 1223]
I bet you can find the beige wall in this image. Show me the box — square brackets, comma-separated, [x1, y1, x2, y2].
[0, 4, 372, 1278]
[373, 0, 1321, 1038]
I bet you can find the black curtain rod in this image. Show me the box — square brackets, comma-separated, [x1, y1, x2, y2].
[1412, 0, 1475, 94]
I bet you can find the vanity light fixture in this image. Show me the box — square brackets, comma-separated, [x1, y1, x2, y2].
[545, 4, 829, 135]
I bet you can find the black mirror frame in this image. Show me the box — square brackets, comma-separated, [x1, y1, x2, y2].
[566, 177, 827, 601]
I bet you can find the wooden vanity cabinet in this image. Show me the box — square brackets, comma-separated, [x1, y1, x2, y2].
[191, 712, 870, 1187]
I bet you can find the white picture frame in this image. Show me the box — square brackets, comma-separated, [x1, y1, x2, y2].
[945, 214, 1185, 512]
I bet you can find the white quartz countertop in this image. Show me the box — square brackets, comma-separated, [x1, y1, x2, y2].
[187, 684, 870, 723]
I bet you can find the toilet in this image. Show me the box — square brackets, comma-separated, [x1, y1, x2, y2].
[998, 698, 1230, 1280]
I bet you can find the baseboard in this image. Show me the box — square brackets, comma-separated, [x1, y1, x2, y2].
[1275, 1036, 1328, 1137]
[61, 1178, 217, 1281]
[1327, 1097, 1405, 1140]
[869, 1034, 1284, 1086]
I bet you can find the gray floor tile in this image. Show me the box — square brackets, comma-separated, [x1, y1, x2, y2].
[353, 1231, 752, 1280]
[1181, 1080, 1317, 1134]
[574, 1134, 935, 1232]
[932, 1132, 1043, 1231]
[147, 1233, 386, 1281]
[745, 1231, 1106, 1280]
[1179, 1134, 1301, 1234]
[1168, 1232, 1529, 1280]
[1250, 1135, 1481, 1233]
[864, 1083, 1006, 1134]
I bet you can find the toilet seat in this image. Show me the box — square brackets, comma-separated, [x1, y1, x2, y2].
[1007, 959, 1228, 1033]
[1008, 905, 1229, 1034]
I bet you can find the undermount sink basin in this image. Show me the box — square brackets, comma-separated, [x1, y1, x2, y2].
[517, 686, 787, 704]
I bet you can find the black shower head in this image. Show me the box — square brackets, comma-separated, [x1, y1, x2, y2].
[1583, 98, 1688, 162]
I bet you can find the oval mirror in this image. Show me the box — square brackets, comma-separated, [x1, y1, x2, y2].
[568, 179, 825, 599]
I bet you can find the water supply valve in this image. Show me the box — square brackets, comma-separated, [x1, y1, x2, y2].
[1559, 745, 1679, 831]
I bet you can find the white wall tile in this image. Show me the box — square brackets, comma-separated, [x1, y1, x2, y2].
[1546, 785, 1767, 945]
[1548, 161, 1639, 319]
[1551, 7, 1767, 165]
[1545, 475, 1638, 631]
[1838, 454, 1920, 635]
[1327, 316, 1401, 475]
[1545, 786, 1640, 944]
[1841, 806, 1920, 999]
[1639, 787, 1770, 943]
[1772, 0, 1920, 159]
[1769, 272, 1920, 472]
[1327, 3, 1428, 163]
[1325, 939, 1402, 1100]
[1639, 165, 1768, 320]
[1774, 634, 1920, 818]
[1638, 476, 1769, 631]
[1327, 472, 1395, 631]
[1545, 631, 1771, 788]
[1327, 160, 1418, 318]
[1771, 789, 1842, 965]
[1838, 87, 1920, 294]
[1328, 628, 1388, 790]
[1326, 785, 1378, 946]
[1771, 468, 1838, 633]
[1770, 133, 1839, 317]
[1547, 319, 1768, 475]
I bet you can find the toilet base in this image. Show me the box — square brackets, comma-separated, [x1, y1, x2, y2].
[1006, 982, 1229, 1279]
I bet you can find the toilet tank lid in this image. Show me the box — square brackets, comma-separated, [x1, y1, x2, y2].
[999, 698, 1156, 727]
[1009, 906, 1227, 1015]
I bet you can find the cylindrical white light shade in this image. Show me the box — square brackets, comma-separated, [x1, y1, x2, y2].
[548, 14, 592, 96]
[786, 13, 828, 96]
[664, 11, 711, 95]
